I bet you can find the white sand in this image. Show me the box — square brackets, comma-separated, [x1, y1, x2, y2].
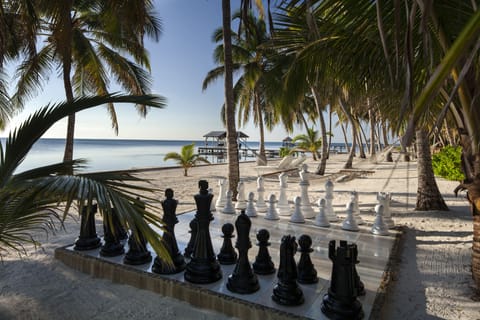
[0, 153, 478, 319]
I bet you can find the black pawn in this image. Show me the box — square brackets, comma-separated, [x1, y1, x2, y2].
[123, 198, 152, 265]
[321, 240, 364, 320]
[100, 209, 125, 257]
[184, 218, 197, 258]
[74, 204, 101, 251]
[226, 210, 259, 294]
[111, 207, 128, 241]
[296, 234, 318, 284]
[272, 235, 304, 306]
[184, 180, 222, 284]
[153, 189, 186, 274]
[217, 223, 238, 265]
[252, 229, 275, 275]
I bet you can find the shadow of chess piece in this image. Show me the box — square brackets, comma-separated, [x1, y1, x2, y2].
[296, 234, 318, 284]
[74, 204, 101, 251]
[217, 223, 238, 265]
[153, 188, 186, 274]
[100, 208, 125, 257]
[184, 218, 197, 258]
[321, 240, 364, 319]
[184, 180, 222, 284]
[272, 235, 304, 306]
[226, 210, 259, 294]
[252, 229, 275, 275]
[123, 198, 152, 265]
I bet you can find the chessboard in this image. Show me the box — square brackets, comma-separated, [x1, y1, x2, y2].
[55, 208, 400, 320]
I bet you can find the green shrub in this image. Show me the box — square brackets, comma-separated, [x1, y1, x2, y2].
[432, 145, 465, 181]
[279, 147, 291, 158]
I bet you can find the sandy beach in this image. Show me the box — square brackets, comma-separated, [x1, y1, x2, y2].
[0, 153, 478, 319]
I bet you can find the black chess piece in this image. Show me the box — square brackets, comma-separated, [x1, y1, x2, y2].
[226, 211, 259, 294]
[153, 188, 186, 274]
[100, 208, 125, 257]
[321, 240, 364, 320]
[272, 235, 304, 306]
[184, 217, 197, 258]
[217, 223, 238, 265]
[252, 229, 275, 275]
[74, 204, 101, 251]
[296, 234, 318, 284]
[111, 207, 128, 241]
[123, 198, 152, 265]
[184, 180, 222, 284]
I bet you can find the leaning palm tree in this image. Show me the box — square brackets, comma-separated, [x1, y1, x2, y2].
[0, 94, 170, 262]
[292, 127, 322, 161]
[164, 144, 210, 177]
[12, 1, 161, 163]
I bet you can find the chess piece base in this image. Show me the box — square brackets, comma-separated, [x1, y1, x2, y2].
[152, 253, 186, 274]
[123, 251, 152, 265]
[321, 293, 364, 320]
[272, 281, 304, 306]
[99, 242, 125, 257]
[184, 260, 223, 284]
[252, 261, 276, 275]
[74, 236, 101, 251]
[226, 272, 260, 294]
[217, 251, 238, 265]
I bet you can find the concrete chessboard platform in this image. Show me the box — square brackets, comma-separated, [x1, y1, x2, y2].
[55, 209, 400, 320]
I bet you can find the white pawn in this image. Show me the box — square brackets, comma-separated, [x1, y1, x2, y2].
[215, 178, 227, 211]
[325, 179, 339, 222]
[255, 176, 268, 212]
[222, 190, 236, 214]
[235, 180, 247, 210]
[351, 191, 365, 225]
[290, 196, 305, 223]
[342, 201, 360, 231]
[371, 204, 390, 236]
[377, 192, 395, 228]
[208, 188, 216, 212]
[314, 198, 330, 227]
[265, 194, 280, 220]
[299, 164, 315, 218]
[277, 172, 291, 216]
[245, 192, 257, 217]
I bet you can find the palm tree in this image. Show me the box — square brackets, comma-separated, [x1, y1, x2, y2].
[0, 94, 172, 261]
[12, 1, 161, 163]
[164, 144, 210, 177]
[292, 127, 322, 161]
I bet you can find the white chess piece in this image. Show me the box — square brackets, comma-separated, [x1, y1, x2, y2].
[290, 196, 305, 223]
[371, 204, 390, 235]
[325, 179, 339, 222]
[299, 164, 315, 218]
[208, 188, 216, 212]
[277, 172, 291, 216]
[351, 191, 365, 225]
[265, 194, 280, 220]
[314, 198, 330, 227]
[245, 192, 257, 217]
[342, 201, 360, 231]
[235, 180, 247, 210]
[377, 192, 395, 228]
[215, 178, 227, 210]
[255, 176, 268, 212]
[222, 190, 236, 214]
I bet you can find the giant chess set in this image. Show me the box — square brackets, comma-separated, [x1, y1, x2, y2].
[56, 170, 399, 320]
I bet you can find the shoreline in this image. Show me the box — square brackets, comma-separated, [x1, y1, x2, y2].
[0, 153, 478, 319]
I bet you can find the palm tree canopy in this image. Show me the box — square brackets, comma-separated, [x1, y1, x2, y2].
[164, 143, 210, 168]
[292, 127, 322, 153]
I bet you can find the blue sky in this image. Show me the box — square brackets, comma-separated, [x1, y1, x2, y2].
[1, 0, 323, 142]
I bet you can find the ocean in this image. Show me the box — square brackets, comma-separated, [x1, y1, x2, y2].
[8, 138, 286, 173]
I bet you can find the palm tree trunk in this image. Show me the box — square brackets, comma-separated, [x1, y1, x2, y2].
[327, 104, 333, 159]
[340, 122, 350, 153]
[369, 108, 376, 158]
[254, 90, 266, 163]
[222, 0, 240, 200]
[344, 124, 357, 169]
[311, 86, 327, 175]
[473, 213, 480, 288]
[415, 129, 449, 210]
[382, 119, 389, 148]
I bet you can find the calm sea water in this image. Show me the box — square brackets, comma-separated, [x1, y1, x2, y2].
[8, 138, 285, 173]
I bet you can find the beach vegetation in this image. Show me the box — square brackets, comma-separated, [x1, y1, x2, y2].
[8, 1, 161, 164]
[0, 94, 170, 261]
[292, 127, 322, 161]
[432, 146, 465, 182]
[163, 144, 210, 176]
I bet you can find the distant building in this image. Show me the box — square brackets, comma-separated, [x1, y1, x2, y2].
[203, 131, 249, 147]
[282, 136, 295, 148]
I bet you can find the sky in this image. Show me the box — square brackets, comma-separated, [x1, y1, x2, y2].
[0, 0, 325, 143]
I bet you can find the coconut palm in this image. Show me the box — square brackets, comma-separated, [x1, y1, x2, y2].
[0, 94, 170, 261]
[292, 127, 322, 161]
[164, 144, 210, 177]
[11, 1, 161, 163]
